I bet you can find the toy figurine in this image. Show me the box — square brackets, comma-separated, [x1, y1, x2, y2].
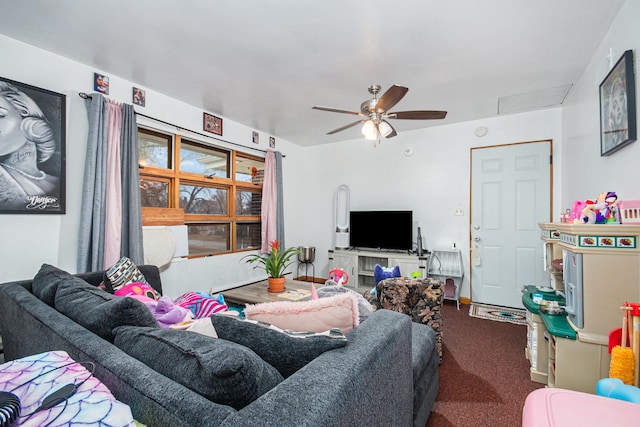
[578, 191, 620, 224]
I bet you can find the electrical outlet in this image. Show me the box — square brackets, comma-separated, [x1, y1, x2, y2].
[454, 207, 464, 216]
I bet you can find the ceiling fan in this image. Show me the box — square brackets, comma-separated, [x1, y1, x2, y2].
[312, 84, 447, 141]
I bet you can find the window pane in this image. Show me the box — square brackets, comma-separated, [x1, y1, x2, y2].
[140, 179, 169, 207]
[179, 184, 228, 215]
[236, 189, 262, 216]
[138, 129, 172, 169]
[235, 155, 265, 184]
[236, 222, 261, 250]
[188, 223, 230, 255]
[180, 141, 229, 178]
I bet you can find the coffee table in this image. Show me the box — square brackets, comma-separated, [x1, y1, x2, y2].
[221, 278, 317, 305]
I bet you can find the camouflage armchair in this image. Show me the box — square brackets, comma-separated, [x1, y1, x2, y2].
[365, 277, 443, 361]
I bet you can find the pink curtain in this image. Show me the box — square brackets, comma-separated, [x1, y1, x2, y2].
[261, 150, 277, 253]
[103, 100, 123, 267]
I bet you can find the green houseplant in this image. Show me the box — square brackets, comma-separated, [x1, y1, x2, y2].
[242, 240, 300, 292]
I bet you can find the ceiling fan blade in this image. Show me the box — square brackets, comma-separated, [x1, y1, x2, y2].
[390, 110, 448, 120]
[326, 120, 364, 135]
[312, 106, 364, 116]
[375, 85, 409, 113]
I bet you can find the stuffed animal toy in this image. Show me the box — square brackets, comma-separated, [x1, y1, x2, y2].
[569, 200, 588, 223]
[570, 192, 620, 224]
[580, 192, 619, 224]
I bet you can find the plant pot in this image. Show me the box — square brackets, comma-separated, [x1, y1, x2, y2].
[268, 277, 286, 293]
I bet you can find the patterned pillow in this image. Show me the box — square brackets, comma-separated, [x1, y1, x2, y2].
[210, 314, 347, 378]
[104, 257, 148, 293]
[114, 282, 159, 300]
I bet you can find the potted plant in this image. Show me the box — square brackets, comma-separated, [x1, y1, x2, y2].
[242, 240, 300, 293]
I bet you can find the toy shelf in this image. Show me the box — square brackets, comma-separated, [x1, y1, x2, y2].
[428, 248, 464, 309]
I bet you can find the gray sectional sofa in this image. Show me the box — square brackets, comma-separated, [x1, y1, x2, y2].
[0, 265, 439, 427]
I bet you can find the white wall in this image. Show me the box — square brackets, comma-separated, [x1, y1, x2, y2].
[562, 0, 640, 205]
[0, 34, 306, 296]
[299, 108, 563, 300]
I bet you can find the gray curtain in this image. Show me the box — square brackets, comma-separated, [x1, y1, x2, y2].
[119, 104, 144, 263]
[275, 151, 285, 246]
[77, 94, 144, 272]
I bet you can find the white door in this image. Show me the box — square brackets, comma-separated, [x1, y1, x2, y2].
[470, 141, 551, 308]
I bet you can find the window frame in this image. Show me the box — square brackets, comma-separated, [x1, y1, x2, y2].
[138, 127, 264, 257]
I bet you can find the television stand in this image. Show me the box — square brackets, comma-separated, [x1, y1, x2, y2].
[328, 248, 430, 291]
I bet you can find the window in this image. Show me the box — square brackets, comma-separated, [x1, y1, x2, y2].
[138, 127, 264, 257]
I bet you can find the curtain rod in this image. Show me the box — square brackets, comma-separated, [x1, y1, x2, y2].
[78, 92, 283, 157]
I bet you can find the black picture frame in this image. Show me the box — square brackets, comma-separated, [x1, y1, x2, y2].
[203, 112, 223, 136]
[600, 49, 636, 156]
[0, 76, 66, 214]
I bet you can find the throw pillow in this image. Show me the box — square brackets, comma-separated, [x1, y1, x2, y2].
[32, 264, 91, 306]
[54, 281, 158, 341]
[114, 281, 159, 300]
[243, 292, 359, 334]
[316, 285, 374, 323]
[210, 314, 347, 377]
[103, 257, 148, 293]
[113, 326, 284, 409]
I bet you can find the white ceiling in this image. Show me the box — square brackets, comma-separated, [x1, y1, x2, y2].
[0, 0, 626, 146]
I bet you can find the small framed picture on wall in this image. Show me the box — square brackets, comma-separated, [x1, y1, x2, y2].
[269, 136, 276, 148]
[203, 113, 223, 136]
[94, 72, 109, 94]
[133, 87, 146, 107]
[252, 131, 259, 144]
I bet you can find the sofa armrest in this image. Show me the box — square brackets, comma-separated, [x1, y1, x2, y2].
[220, 309, 414, 427]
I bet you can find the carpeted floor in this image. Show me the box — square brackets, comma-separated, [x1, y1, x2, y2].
[426, 301, 544, 426]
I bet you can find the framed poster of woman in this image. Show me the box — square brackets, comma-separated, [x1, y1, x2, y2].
[0, 76, 66, 213]
[599, 49, 636, 156]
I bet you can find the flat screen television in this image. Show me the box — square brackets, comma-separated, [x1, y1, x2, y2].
[349, 210, 413, 251]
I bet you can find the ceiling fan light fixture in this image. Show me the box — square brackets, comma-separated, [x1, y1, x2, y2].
[378, 120, 393, 137]
[362, 120, 377, 140]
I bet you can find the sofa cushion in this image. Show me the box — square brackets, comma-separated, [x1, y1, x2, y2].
[32, 264, 89, 306]
[103, 257, 148, 293]
[210, 314, 348, 377]
[113, 326, 284, 409]
[54, 281, 158, 341]
[244, 292, 359, 334]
